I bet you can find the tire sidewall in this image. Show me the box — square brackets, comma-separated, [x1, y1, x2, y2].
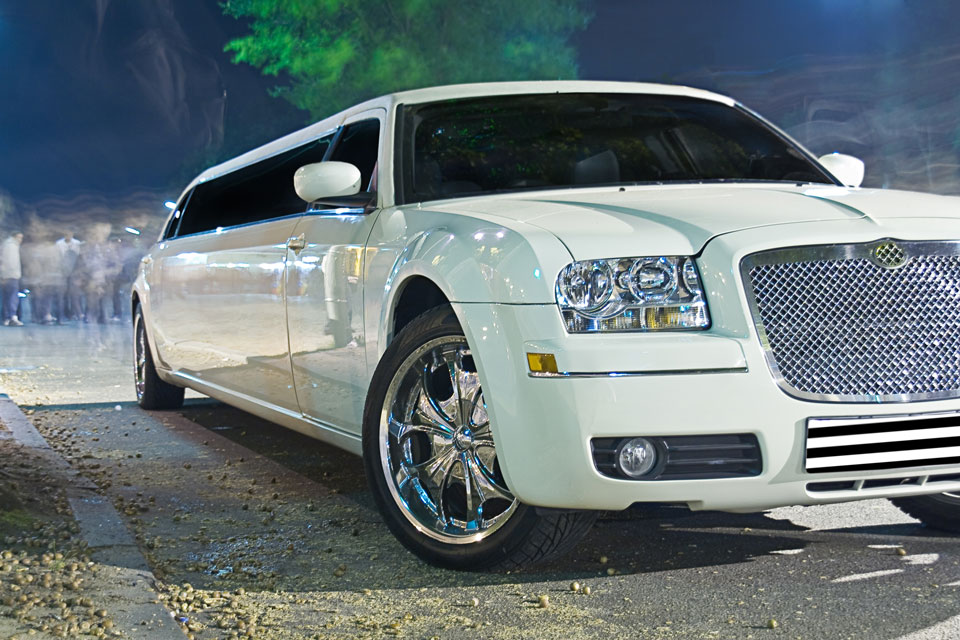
[133, 305, 151, 407]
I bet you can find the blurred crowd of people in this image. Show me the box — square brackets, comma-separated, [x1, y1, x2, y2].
[0, 223, 144, 327]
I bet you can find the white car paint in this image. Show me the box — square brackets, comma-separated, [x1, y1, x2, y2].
[293, 161, 362, 202]
[135, 80, 960, 514]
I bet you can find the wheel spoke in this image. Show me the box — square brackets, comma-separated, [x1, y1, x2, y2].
[447, 348, 464, 404]
[387, 415, 407, 441]
[469, 453, 513, 503]
[469, 385, 487, 429]
[473, 421, 492, 438]
[451, 350, 483, 428]
[414, 387, 456, 434]
[394, 464, 410, 489]
[436, 349, 463, 427]
[395, 467, 441, 521]
[389, 415, 452, 444]
[421, 363, 458, 426]
[411, 445, 458, 489]
[412, 418, 454, 440]
[435, 454, 459, 527]
[462, 453, 477, 526]
[472, 421, 495, 449]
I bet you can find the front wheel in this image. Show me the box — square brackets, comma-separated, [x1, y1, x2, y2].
[133, 304, 184, 410]
[890, 492, 960, 533]
[362, 305, 596, 570]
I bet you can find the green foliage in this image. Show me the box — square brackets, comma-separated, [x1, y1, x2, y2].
[222, 0, 592, 119]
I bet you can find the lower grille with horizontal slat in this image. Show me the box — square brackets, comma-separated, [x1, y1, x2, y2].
[806, 413, 960, 473]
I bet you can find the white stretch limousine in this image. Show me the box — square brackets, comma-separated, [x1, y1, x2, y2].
[134, 81, 960, 569]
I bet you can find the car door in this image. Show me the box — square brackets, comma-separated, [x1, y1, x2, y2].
[285, 110, 385, 432]
[151, 136, 331, 411]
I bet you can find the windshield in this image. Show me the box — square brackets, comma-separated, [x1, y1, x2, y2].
[398, 93, 835, 203]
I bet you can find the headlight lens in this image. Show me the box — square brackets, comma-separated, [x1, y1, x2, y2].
[555, 256, 710, 333]
[556, 260, 615, 312]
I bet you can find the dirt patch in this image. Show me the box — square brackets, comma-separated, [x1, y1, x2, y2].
[0, 431, 127, 638]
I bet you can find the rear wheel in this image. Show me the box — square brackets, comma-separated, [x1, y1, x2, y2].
[890, 492, 960, 533]
[133, 304, 184, 410]
[362, 305, 596, 570]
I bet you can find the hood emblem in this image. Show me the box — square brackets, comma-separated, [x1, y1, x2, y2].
[872, 241, 907, 269]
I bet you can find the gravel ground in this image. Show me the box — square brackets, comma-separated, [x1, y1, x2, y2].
[2, 324, 960, 639]
[0, 403, 177, 639]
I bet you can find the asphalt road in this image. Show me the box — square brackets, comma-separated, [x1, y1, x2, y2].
[1, 323, 959, 639]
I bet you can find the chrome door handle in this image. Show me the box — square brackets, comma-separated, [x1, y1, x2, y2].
[286, 233, 306, 253]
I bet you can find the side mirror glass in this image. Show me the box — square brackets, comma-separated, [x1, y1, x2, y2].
[294, 161, 361, 202]
[817, 153, 865, 188]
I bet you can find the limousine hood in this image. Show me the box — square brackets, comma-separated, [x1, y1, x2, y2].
[440, 184, 959, 260]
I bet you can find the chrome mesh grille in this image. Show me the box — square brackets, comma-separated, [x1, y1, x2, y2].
[743, 241, 960, 402]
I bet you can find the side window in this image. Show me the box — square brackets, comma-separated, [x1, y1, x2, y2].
[162, 191, 192, 240]
[175, 134, 333, 237]
[330, 119, 381, 191]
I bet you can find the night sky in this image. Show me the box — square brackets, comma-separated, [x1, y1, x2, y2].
[3, 0, 959, 205]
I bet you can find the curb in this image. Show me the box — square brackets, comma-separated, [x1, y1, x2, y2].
[0, 394, 186, 639]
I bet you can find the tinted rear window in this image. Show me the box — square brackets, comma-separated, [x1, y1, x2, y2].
[177, 136, 331, 237]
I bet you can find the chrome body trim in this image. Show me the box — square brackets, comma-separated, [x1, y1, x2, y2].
[741, 239, 960, 404]
[528, 366, 749, 379]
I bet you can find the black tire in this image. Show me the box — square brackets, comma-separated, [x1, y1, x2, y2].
[890, 493, 960, 534]
[133, 303, 184, 410]
[362, 305, 596, 570]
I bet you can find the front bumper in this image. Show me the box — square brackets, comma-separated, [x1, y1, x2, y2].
[453, 301, 960, 512]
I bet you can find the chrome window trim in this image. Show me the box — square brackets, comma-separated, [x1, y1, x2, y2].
[195, 127, 340, 185]
[159, 211, 306, 242]
[303, 207, 368, 217]
[740, 239, 960, 404]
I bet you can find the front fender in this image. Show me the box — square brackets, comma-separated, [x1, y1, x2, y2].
[365, 207, 573, 360]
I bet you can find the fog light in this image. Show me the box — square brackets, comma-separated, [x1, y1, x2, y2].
[616, 437, 658, 478]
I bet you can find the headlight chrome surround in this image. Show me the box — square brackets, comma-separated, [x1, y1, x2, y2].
[555, 256, 711, 333]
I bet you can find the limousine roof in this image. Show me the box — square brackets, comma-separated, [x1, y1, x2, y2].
[188, 80, 735, 191]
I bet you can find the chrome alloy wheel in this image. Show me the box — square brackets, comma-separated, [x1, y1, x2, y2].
[134, 314, 147, 399]
[379, 336, 518, 543]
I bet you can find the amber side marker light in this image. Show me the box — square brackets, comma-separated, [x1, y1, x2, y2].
[526, 353, 559, 374]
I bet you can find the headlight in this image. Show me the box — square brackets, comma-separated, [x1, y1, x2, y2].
[554, 260, 614, 312]
[555, 256, 710, 332]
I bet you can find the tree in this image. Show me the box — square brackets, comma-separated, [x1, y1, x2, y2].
[222, 0, 592, 119]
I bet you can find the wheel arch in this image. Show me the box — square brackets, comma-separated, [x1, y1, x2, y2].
[388, 275, 450, 344]
[372, 219, 571, 356]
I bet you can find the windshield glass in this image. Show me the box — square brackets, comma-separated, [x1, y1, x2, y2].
[398, 93, 834, 203]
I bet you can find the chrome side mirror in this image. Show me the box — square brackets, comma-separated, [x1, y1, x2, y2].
[294, 161, 362, 202]
[817, 153, 865, 188]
